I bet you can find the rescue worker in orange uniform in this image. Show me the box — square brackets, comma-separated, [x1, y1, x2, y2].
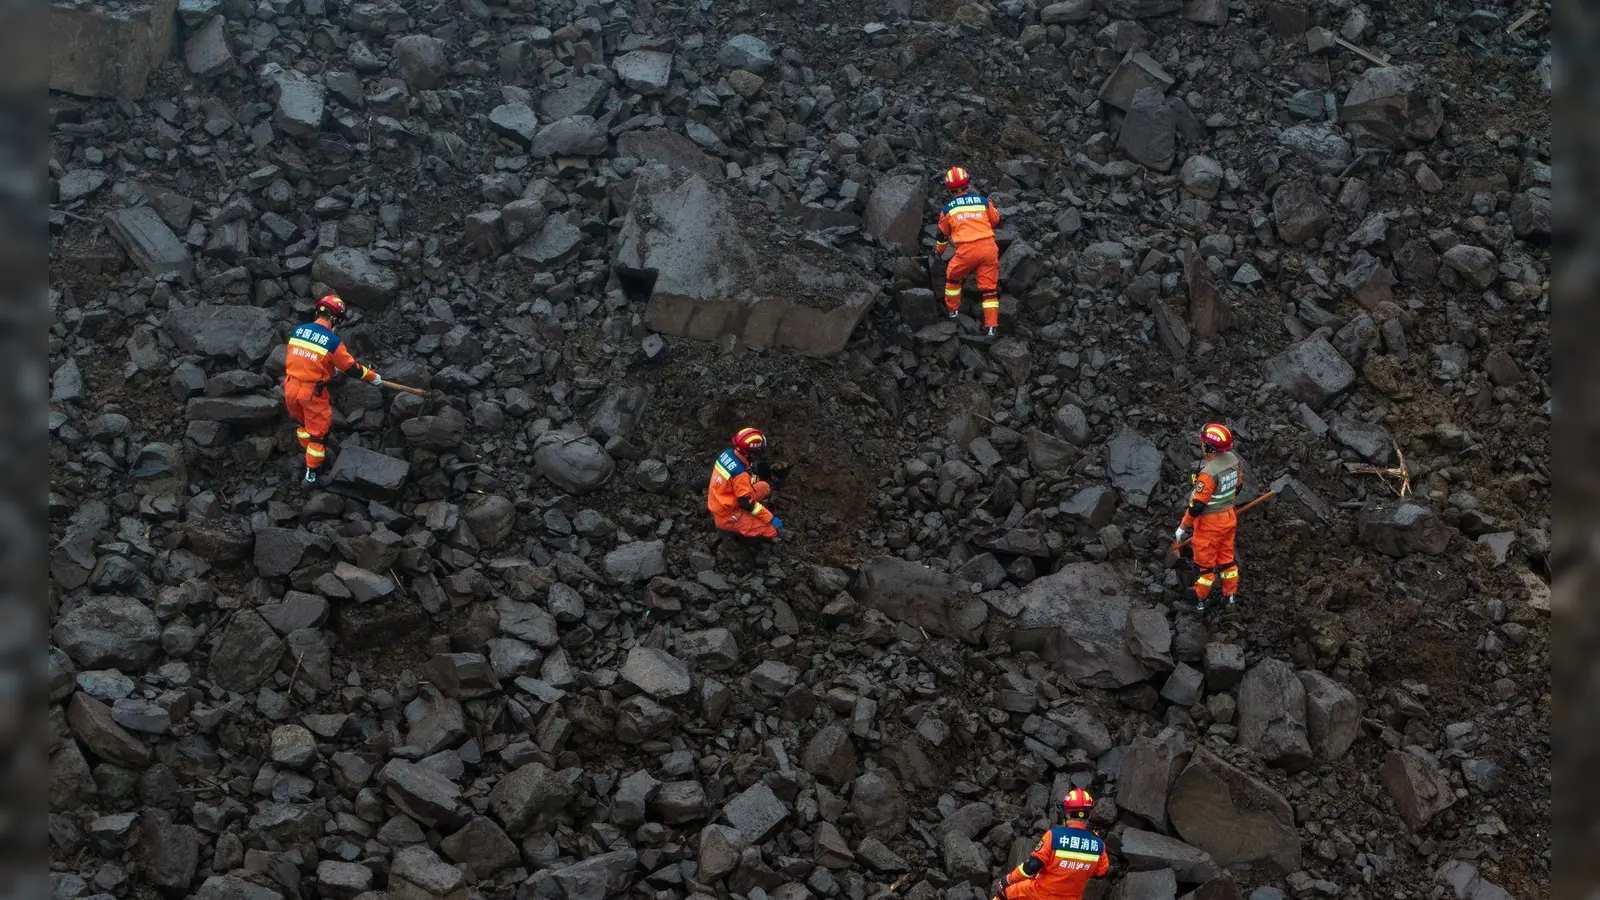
[707, 428, 783, 540]
[1175, 423, 1244, 611]
[936, 166, 1003, 337]
[282, 295, 384, 484]
[991, 789, 1110, 900]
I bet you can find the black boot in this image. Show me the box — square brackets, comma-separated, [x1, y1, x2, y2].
[303, 467, 319, 485]
[1181, 589, 1208, 612]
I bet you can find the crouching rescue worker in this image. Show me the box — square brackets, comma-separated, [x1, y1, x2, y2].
[282, 295, 384, 485]
[991, 789, 1110, 900]
[1175, 423, 1244, 610]
[706, 427, 784, 540]
[936, 166, 1003, 337]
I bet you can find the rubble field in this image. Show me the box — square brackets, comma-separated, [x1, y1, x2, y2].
[47, 0, 1550, 899]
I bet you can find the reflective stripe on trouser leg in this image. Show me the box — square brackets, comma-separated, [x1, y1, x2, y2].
[305, 442, 327, 470]
[981, 290, 999, 328]
[1193, 570, 1215, 599]
[296, 429, 312, 449]
[944, 282, 963, 312]
[1220, 564, 1239, 595]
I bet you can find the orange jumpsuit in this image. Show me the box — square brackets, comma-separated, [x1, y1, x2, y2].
[1181, 450, 1243, 601]
[281, 316, 380, 472]
[1000, 823, 1110, 900]
[937, 192, 1002, 329]
[706, 447, 777, 539]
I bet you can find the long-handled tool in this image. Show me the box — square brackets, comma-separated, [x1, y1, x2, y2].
[1164, 474, 1292, 565]
[381, 381, 425, 396]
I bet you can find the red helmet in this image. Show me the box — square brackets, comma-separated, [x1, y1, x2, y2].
[1201, 423, 1234, 453]
[1062, 788, 1095, 817]
[315, 295, 348, 321]
[732, 427, 767, 455]
[943, 166, 970, 191]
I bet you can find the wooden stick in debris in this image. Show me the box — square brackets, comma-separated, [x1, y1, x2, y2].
[1349, 442, 1412, 497]
[1506, 9, 1538, 32]
[1334, 37, 1391, 67]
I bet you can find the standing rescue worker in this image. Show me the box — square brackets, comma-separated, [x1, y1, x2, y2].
[936, 166, 1003, 337]
[991, 789, 1110, 900]
[1175, 423, 1244, 610]
[282, 295, 384, 484]
[706, 428, 784, 540]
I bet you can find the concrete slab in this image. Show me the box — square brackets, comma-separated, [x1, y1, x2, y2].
[50, 0, 178, 100]
[615, 165, 879, 359]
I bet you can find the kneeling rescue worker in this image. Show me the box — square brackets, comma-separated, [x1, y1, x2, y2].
[936, 166, 1003, 337]
[282, 295, 384, 485]
[1175, 423, 1243, 610]
[707, 428, 784, 540]
[991, 788, 1110, 900]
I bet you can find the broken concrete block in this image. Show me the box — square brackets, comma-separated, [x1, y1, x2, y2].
[49, 0, 179, 100]
[105, 206, 194, 281]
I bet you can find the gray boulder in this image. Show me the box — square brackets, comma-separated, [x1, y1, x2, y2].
[164, 305, 276, 362]
[848, 556, 988, 643]
[312, 248, 398, 310]
[718, 34, 774, 72]
[1271, 178, 1331, 243]
[1264, 335, 1356, 408]
[531, 115, 608, 157]
[863, 174, 926, 254]
[1358, 499, 1452, 557]
[1341, 65, 1444, 147]
[534, 431, 615, 494]
[604, 540, 666, 583]
[1108, 426, 1162, 508]
[1168, 749, 1300, 871]
[53, 596, 161, 671]
[1237, 659, 1312, 770]
[1003, 562, 1171, 688]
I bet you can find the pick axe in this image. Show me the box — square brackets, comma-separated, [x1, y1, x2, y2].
[1164, 474, 1293, 566]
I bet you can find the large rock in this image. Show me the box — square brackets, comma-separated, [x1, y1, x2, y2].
[269, 68, 326, 139]
[185, 15, 235, 77]
[863, 174, 926, 254]
[532, 115, 609, 157]
[49, 0, 178, 100]
[1381, 747, 1457, 828]
[208, 610, 284, 692]
[164, 304, 276, 363]
[1237, 659, 1312, 770]
[1297, 671, 1361, 762]
[1119, 86, 1177, 171]
[1271, 179, 1331, 243]
[53, 596, 160, 671]
[67, 692, 150, 768]
[1436, 861, 1515, 900]
[312, 248, 398, 310]
[185, 394, 279, 424]
[488, 762, 580, 836]
[1002, 562, 1172, 688]
[1098, 51, 1173, 111]
[614, 50, 672, 95]
[380, 759, 468, 827]
[106, 207, 194, 280]
[801, 721, 859, 786]
[718, 34, 774, 72]
[1341, 65, 1444, 147]
[1277, 124, 1351, 172]
[620, 647, 692, 701]
[848, 556, 988, 643]
[604, 541, 666, 583]
[539, 77, 609, 120]
[1117, 728, 1191, 830]
[390, 845, 466, 900]
[1108, 426, 1162, 508]
[616, 129, 722, 180]
[253, 527, 332, 578]
[1120, 829, 1218, 883]
[550, 849, 638, 900]
[140, 810, 201, 893]
[534, 431, 615, 494]
[1168, 749, 1301, 871]
[488, 103, 539, 146]
[721, 781, 790, 843]
[616, 165, 877, 358]
[326, 444, 410, 500]
[1103, 0, 1181, 16]
[1264, 335, 1356, 408]
[1358, 499, 1452, 557]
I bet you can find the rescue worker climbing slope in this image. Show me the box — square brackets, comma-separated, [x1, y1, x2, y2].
[991, 789, 1110, 900]
[706, 427, 783, 540]
[1175, 423, 1244, 610]
[282, 295, 384, 484]
[936, 166, 1003, 336]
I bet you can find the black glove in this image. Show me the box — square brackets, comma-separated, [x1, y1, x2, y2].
[991, 881, 1009, 900]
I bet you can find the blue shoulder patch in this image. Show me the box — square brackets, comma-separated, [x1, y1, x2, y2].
[716, 449, 746, 475]
[1049, 826, 1102, 853]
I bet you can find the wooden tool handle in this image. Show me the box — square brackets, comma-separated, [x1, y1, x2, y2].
[1167, 490, 1278, 554]
[381, 381, 425, 396]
